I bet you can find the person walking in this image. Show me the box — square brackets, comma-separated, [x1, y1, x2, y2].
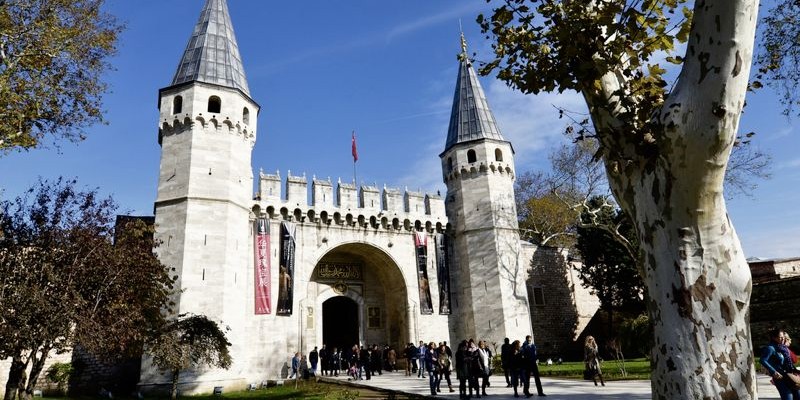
[418, 341, 428, 378]
[330, 347, 340, 376]
[478, 340, 492, 396]
[761, 328, 800, 400]
[456, 340, 469, 399]
[786, 334, 799, 365]
[320, 344, 329, 376]
[510, 340, 524, 397]
[467, 339, 481, 398]
[501, 338, 512, 387]
[437, 343, 455, 393]
[522, 335, 546, 397]
[372, 344, 383, 375]
[405, 342, 417, 376]
[388, 346, 397, 372]
[361, 346, 372, 380]
[289, 352, 300, 379]
[425, 342, 441, 395]
[309, 346, 319, 376]
[584, 336, 605, 386]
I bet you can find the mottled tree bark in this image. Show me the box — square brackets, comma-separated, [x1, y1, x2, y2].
[588, 0, 760, 398]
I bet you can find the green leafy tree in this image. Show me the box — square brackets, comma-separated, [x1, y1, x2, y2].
[0, 178, 174, 400]
[756, 0, 800, 115]
[618, 313, 654, 359]
[480, 0, 759, 397]
[149, 314, 232, 400]
[575, 197, 644, 335]
[0, 0, 122, 153]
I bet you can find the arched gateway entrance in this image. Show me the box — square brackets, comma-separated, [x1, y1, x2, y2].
[309, 243, 410, 353]
[322, 296, 358, 351]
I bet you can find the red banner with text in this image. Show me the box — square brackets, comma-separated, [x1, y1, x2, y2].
[254, 218, 271, 314]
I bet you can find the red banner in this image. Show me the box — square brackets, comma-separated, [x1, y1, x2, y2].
[254, 218, 271, 314]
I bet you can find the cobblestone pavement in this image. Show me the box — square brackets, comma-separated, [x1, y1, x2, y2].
[318, 371, 780, 399]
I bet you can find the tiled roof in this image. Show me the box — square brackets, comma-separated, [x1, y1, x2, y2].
[171, 0, 250, 95]
[444, 35, 505, 151]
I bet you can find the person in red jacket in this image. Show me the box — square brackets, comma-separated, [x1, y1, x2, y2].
[786, 333, 798, 365]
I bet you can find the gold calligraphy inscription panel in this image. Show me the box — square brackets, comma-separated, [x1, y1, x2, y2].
[316, 263, 362, 281]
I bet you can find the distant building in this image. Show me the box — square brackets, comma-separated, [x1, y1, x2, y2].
[748, 257, 800, 283]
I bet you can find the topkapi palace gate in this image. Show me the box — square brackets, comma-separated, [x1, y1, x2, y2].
[138, 0, 596, 393]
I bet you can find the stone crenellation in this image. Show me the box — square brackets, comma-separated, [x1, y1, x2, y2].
[442, 159, 516, 183]
[255, 169, 448, 232]
[158, 112, 255, 145]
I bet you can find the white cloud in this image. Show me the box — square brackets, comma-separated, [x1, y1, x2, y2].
[741, 225, 800, 259]
[385, 3, 486, 42]
[396, 141, 447, 195]
[485, 80, 586, 170]
[784, 158, 800, 169]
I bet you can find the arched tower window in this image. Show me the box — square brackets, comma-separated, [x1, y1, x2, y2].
[243, 107, 250, 124]
[495, 148, 503, 162]
[173, 96, 183, 114]
[208, 96, 221, 113]
[467, 149, 477, 163]
[447, 157, 454, 173]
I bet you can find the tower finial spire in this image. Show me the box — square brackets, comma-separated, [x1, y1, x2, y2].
[444, 28, 505, 151]
[459, 20, 468, 60]
[172, 0, 250, 94]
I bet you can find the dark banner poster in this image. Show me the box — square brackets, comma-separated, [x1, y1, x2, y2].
[414, 232, 433, 315]
[254, 218, 271, 315]
[277, 221, 296, 316]
[435, 233, 452, 315]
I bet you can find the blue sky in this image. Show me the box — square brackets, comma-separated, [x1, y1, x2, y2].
[1, 1, 797, 259]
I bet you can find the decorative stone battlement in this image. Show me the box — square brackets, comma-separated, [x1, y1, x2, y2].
[442, 160, 515, 183]
[158, 112, 254, 145]
[254, 169, 448, 233]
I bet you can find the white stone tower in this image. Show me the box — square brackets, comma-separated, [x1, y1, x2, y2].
[147, 0, 259, 388]
[440, 34, 532, 344]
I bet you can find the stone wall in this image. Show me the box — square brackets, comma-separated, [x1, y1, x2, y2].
[750, 276, 800, 352]
[525, 245, 600, 360]
[0, 350, 73, 396]
[69, 348, 141, 396]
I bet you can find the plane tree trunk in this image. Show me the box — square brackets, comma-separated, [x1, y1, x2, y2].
[586, 0, 759, 398]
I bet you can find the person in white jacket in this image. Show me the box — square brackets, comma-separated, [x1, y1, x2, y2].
[478, 340, 493, 396]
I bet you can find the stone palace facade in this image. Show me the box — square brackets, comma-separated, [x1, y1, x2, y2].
[137, 0, 599, 394]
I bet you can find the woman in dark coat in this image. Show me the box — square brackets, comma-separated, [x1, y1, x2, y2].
[467, 339, 482, 398]
[510, 340, 524, 398]
[455, 340, 469, 398]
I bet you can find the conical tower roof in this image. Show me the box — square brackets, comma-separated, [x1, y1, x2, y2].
[171, 0, 250, 95]
[444, 34, 505, 151]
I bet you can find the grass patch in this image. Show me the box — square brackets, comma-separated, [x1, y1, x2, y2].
[41, 380, 420, 400]
[536, 358, 651, 381]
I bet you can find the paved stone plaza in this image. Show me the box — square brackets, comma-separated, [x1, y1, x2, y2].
[318, 373, 781, 399]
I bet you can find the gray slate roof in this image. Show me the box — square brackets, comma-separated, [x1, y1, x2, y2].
[444, 44, 505, 151]
[172, 0, 250, 95]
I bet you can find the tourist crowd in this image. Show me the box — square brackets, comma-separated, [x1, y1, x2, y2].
[288, 334, 559, 398]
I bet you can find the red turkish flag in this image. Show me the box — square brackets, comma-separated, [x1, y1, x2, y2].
[351, 131, 358, 162]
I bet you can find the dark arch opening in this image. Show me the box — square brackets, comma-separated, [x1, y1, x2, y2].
[323, 297, 359, 352]
[208, 96, 221, 113]
[243, 107, 250, 124]
[173, 96, 183, 114]
[495, 148, 503, 162]
[467, 149, 477, 163]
